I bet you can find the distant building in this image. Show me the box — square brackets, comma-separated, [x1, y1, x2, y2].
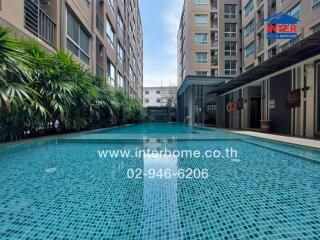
[143, 86, 177, 108]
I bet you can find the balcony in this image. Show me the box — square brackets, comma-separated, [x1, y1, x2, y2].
[257, 20, 264, 30]
[210, 0, 217, 10]
[96, 15, 104, 35]
[24, 0, 55, 46]
[256, 41, 264, 54]
[257, 0, 264, 6]
[211, 58, 218, 66]
[211, 40, 218, 48]
[96, 64, 104, 78]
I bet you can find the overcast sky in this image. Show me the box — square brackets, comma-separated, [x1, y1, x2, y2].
[140, 0, 184, 87]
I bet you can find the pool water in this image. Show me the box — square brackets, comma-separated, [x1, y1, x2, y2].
[0, 123, 320, 239]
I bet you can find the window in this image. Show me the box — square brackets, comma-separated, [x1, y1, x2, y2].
[117, 13, 124, 32]
[156, 98, 161, 103]
[195, 52, 208, 63]
[196, 71, 208, 76]
[313, 0, 320, 8]
[156, 91, 161, 94]
[287, 3, 301, 19]
[67, 11, 90, 64]
[312, 23, 320, 33]
[224, 4, 236, 18]
[245, 0, 254, 16]
[195, 0, 208, 6]
[225, 41, 237, 56]
[195, 33, 208, 44]
[106, 19, 115, 47]
[224, 23, 237, 37]
[85, 0, 90, 6]
[245, 41, 255, 58]
[117, 42, 124, 62]
[195, 15, 208, 26]
[145, 99, 149, 103]
[244, 20, 255, 37]
[225, 60, 237, 75]
[107, 59, 116, 86]
[145, 91, 149, 94]
[118, 72, 124, 88]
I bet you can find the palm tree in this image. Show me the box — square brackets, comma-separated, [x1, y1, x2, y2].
[0, 28, 46, 141]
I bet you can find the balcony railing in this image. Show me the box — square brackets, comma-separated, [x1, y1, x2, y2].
[256, 41, 264, 53]
[257, 20, 264, 30]
[96, 15, 104, 35]
[257, 0, 264, 6]
[211, 58, 218, 66]
[24, 0, 55, 46]
[211, 40, 218, 48]
[96, 64, 104, 78]
[211, 21, 218, 29]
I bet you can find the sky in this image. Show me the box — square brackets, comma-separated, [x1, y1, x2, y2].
[140, 0, 184, 87]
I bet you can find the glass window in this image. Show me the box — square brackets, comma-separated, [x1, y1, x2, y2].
[195, 33, 208, 44]
[225, 60, 237, 75]
[245, 0, 254, 16]
[67, 11, 90, 64]
[118, 72, 124, 88]
[225, 41, 237, 56]
[156, 98, 161, 103]
[117, 42, 124, 62]
[195, 52, 208, 63]
[145, 91, 149, 94]
[195, 14, 208, 26]
[107, 59, 116, 86]
[106, 19, 115, 48]
[245, 41, 255, 58]
[195, 0, 208, 6]
[196, 71, 208, 76]
[287, 3, 301, 19]
[224, 4, 236, 18]
[145, 99, 149, 103]
[224, 23, 237, 37]
[244, 20, 255, 37]
[156, 91, 161, 94]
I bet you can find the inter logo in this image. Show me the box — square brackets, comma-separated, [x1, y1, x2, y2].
[265, 13, 300, 40]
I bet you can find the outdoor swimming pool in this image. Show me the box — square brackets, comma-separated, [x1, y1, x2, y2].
[0, 123, 320, 239]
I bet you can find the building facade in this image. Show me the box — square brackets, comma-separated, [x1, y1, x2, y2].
[143, 86, 177, 108]
[177, 0, 320, 138]
[0, 0, 143, 102]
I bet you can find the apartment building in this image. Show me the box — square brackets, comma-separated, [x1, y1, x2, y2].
[177, 0, 241, 86]
[0, 0, 143, 102]
[143, 86, 177, 107]
[177, 0, 320, 138]
[242, 0, 320, 71]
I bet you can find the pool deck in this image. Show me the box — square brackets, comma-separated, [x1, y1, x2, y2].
[230, 130, 320, 149]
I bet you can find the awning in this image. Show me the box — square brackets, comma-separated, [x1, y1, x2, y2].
[214, 31, 320, 95]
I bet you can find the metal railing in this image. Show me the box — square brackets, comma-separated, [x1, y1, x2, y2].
[96, 64, 104, 78]
[96, 15, 104, 35]
[256, 42, 264, 53]
[257, 20, 264, 30]
[211, 40, 218, 48]
[257, 0, 264, 6]
[24, 0, 55, 46]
